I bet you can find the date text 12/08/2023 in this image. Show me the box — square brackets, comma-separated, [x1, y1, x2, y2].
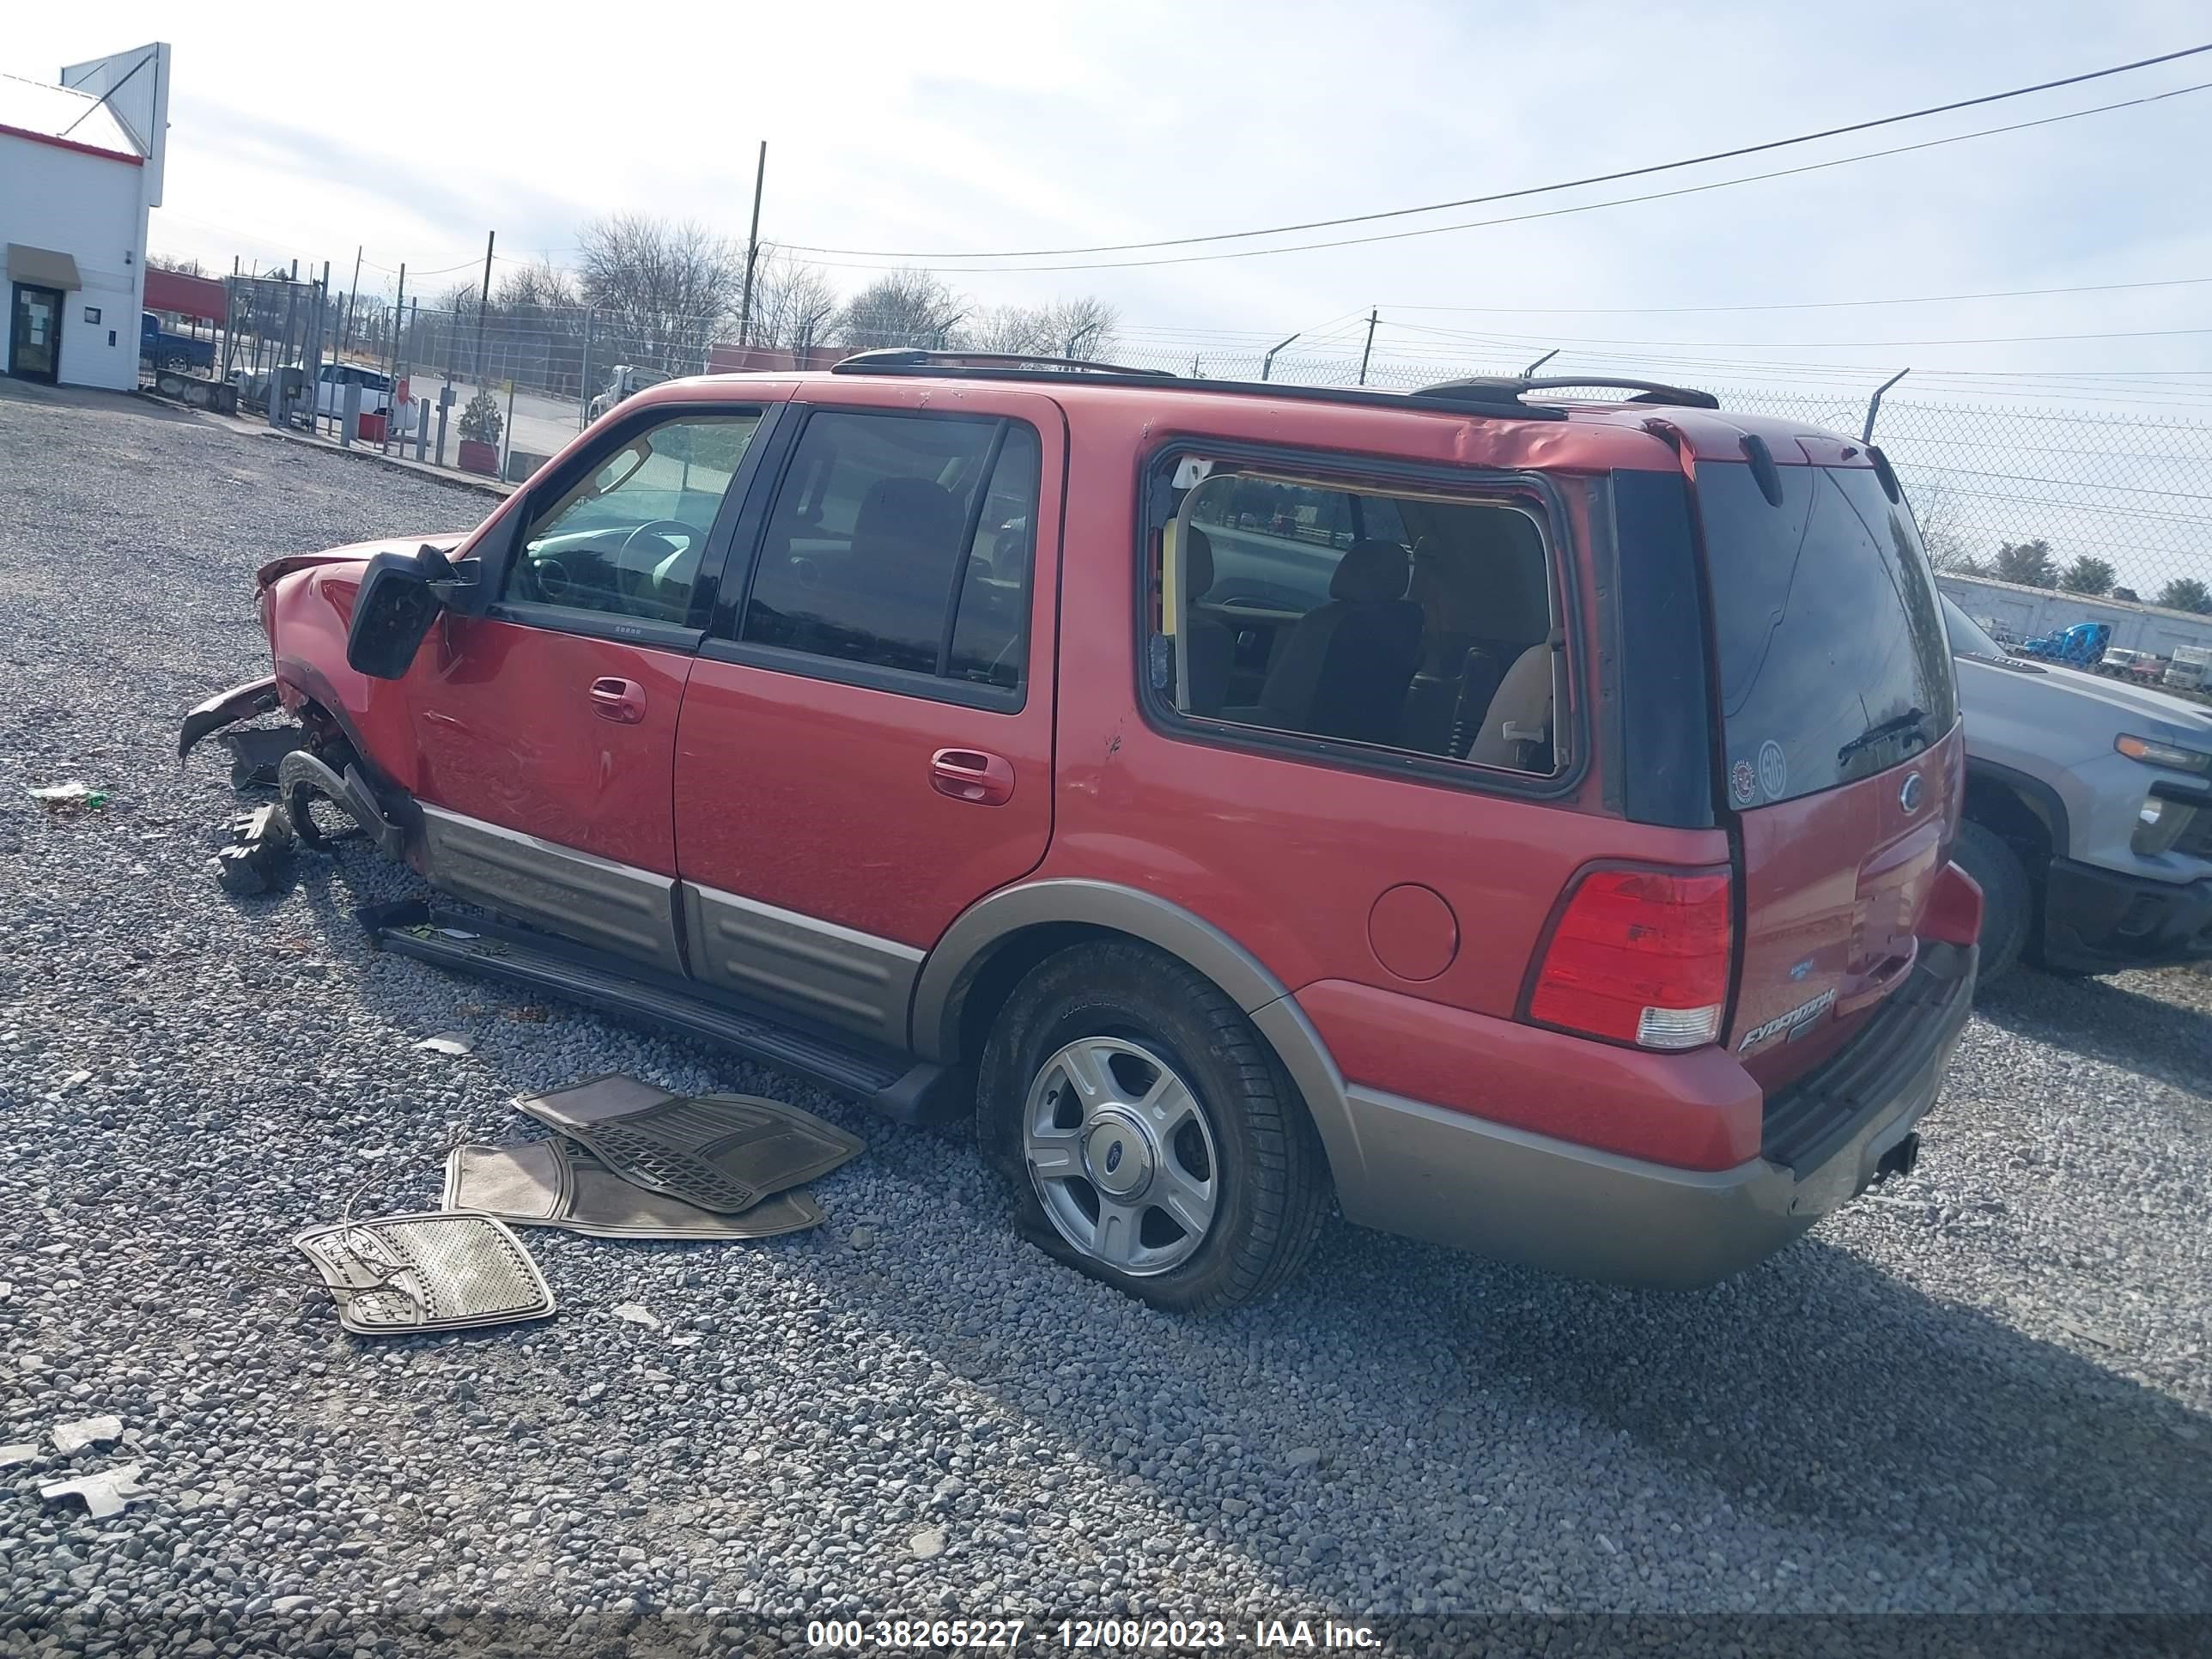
[804, 1617, 1380, 1650]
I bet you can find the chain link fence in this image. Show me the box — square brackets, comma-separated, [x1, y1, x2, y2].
[286, 301, 2212, 614]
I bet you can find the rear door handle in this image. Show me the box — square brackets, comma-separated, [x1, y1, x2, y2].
[589, 677, 647, 724]
[929, 748, 1015, 805]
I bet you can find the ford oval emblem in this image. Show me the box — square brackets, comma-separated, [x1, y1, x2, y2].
[1899, 772, 1924, 813]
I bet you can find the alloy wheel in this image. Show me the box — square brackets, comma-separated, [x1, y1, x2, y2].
[1021, 1036, 1220, 1276]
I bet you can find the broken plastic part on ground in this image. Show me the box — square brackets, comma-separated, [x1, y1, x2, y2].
[216, 726, 307, 790]
[40, 1464, 147, 1519]
[51, 1415, 123, 1454]
[210, 801, 297, 896]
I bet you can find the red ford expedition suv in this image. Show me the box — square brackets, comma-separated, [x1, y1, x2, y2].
[179, 351, 1981, 1311]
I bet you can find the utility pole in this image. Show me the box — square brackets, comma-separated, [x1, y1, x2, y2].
[384, 262, 406, 454]
[1356, 309, 1378, 386]
[342, 245, 362, 356]
[310, 260, 330, 434]
[738, 142, 767, 349]
[472, 231, 496, 386]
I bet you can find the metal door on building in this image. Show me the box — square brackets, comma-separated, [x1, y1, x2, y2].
[9, 284, 63, 383]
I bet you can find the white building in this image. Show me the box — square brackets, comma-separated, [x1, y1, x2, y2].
[1935, 571, 2212, 659]
[0, 43, 171, 392]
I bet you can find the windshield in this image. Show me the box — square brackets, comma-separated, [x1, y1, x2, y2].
[1940, 595, 2008, 659]
[1698, 460, 1957, 807]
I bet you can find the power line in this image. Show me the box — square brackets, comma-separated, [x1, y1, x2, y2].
[1376, 317, 2212, 350]
[1376, 274, 2212, 316]
[793, 80, 2212, 274]
[779, 44, 2212, 259]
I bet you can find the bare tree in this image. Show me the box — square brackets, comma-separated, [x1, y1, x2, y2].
[577, 213, 745, 371]
[147, 252, 206, 276]
[837, 269, 965, 351]
[497, 258, 580, 313]
[961, 297, 1121, 360]
[1037, 296, 1119, 359]
[1908, 479, 1977, 574]
[746, 246, 841, 356]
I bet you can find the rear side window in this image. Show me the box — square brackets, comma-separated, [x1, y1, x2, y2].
[1152, 459, 1566, 779]
[740, 410, 1040, 693]
[1698, 461, 1956, 806]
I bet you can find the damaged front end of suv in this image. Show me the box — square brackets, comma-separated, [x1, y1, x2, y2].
[178, 537, 474, 861]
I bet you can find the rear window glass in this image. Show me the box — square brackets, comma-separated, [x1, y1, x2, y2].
[1698, 460, 1955, 807]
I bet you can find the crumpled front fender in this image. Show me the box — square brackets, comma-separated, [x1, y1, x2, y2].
[177, 676, 279, 763]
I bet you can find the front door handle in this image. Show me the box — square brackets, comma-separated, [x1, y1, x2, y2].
[589, 677, 647, 724]
[929, 748, 1016, 805]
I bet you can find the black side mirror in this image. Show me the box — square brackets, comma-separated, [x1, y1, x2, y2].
[347, 545, 467, 679]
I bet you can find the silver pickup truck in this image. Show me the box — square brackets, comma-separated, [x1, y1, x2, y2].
[1944, 597, 2212, 982]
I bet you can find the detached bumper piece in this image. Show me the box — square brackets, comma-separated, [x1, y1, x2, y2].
[177, 677, 278, 763]
[292, 1212, 555, 1336]
[2042, 856, 2212, 974]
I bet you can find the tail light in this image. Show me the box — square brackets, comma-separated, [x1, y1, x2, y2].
[1527, 865, 1734, 1050]
[1920, 860, 1984, 947]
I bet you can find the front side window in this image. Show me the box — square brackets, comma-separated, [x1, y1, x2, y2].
[509, 411, 762, 625]
[1157, 461, 1565, 777]
[739, 410, 1041, 693]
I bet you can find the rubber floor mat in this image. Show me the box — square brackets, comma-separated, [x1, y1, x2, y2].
[442, 1140, 824, 1240]
[516, 1075, 864, 1213]
[293, 1212, 555, 1334]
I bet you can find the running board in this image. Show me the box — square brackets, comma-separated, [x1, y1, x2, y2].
[356, 899, 972, 1127]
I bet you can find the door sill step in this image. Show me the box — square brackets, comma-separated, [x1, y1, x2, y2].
[356, 898, 972, 1127]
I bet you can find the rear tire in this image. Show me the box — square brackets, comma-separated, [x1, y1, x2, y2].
[976, 940, 1329, 1313]
[1953, 819, 2031, 987]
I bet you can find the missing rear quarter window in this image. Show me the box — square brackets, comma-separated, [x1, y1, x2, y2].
[1152, 465, 1566, 778]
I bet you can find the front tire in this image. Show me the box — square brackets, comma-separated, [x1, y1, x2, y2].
[976, 941, 1328, 1312]
[1952, 819, 2031, 986]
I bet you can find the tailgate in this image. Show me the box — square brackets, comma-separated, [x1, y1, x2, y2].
[1730, 729, 1961, 1091]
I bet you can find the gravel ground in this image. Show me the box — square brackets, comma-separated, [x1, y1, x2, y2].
[2, 380, 2208, 1655]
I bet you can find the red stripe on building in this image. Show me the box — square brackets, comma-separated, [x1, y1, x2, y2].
[0, 123, 143, 166]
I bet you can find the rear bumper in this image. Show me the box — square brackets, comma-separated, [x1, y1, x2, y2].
[2041, 856, 2212, 973]
[1333, 942, 1976, 1289]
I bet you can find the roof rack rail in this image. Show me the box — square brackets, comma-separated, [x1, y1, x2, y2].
[833, 347, 1176, 379]
[1413, 374, 1720, 410]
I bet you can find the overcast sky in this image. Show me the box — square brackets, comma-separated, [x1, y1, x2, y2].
[10, 0, 2209, 397]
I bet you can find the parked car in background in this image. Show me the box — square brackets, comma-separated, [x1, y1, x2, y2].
[2167, 644, 2212, 694]
[315, 362, 395, 421]
[1944, 597, 2212, 983]
[141, 311, 214, 374]
[586, 364, 670, 422]
[180, 355, 1979, 1310]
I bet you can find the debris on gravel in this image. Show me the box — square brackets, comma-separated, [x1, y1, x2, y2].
[49, 1417, 123, 1454]
[0, 382, 2207, 1650]
[39, 1465, 149, 1520]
